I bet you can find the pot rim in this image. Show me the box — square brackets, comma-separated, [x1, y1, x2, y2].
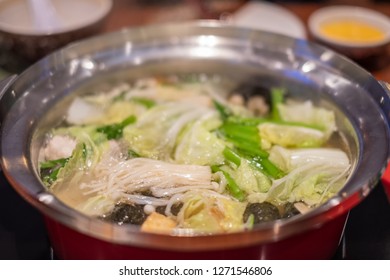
[1, 20, 389, 251]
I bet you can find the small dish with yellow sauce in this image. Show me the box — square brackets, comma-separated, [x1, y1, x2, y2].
[319, 19, 385, 45]
[308, 6, 390, 68]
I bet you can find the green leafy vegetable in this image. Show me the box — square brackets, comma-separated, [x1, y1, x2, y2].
[96, 115, 136, 140]
[81, 195, 116, 217]
[40, 158, 69, 169]
[224, 160, 272, 196]
[178, 192, 247, 233]
[130, 97, 156, 109]
[39, 77, 350, 234]
[266, 146, 350, 206]
[258, 122, 326, 148]
[277, 100, 336, 140]
[50, 129, 110, 189]
[40, 157, 69, 186]
[124, 103, 208, 160]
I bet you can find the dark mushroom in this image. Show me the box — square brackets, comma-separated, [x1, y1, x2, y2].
[156, 203, 183, 216]
[281, 202, 301, 219]
[243, 202, 281, 224]
[102, 203, 147, 225]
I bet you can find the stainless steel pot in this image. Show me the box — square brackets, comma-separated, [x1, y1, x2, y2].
[1, 21, 389, 259]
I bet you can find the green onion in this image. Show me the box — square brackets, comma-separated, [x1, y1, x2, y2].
[211, 165, 245, 201]
[223, 147, 241, 167]
[250, 157, 285, 179]
[218, 121, 269, 158]
[271, 87, 285, 121]
[227, 116, 265, 126]
[234, 142, 269, 159]
[219, 123, 260, 143]
[213, 100, 232, 120]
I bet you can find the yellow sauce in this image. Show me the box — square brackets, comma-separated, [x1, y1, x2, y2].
[320, 19, 386, 43]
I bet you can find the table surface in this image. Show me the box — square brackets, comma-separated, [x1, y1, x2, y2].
[1, 0, 390, 260]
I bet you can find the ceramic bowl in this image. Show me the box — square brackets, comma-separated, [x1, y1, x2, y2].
[308, 6, 390, 69]
[0, 0, 113, 63]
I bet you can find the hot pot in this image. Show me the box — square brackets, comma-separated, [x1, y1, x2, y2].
[0, 21, 389, 260]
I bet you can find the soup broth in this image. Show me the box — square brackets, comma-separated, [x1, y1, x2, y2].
[39, 75, 351, 235]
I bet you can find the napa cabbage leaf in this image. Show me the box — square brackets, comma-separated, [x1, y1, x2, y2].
[66, 97, 146, 126]
[259, 99, 337, 148]
[52, 125, 106, 144]
[174, 113, 225, 166]
[178, 192, 246, 233]
[266, 146, 350, 206]
[277, 100, 336, 139]
[258, 122, 326, 148]
[221, 160, 272, 195]
[91, 101, 145, 125]
[48, 132, 112, 213]
[79, 195, 116, 216]
[123, 102, 211, 160]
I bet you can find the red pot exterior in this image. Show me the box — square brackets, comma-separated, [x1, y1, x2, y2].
[382, 165, 390, 202]
[44, 213, 347, 260]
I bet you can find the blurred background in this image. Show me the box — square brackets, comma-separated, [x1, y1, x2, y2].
[0, 0, 389, 260]
[0, 0, 389, 74]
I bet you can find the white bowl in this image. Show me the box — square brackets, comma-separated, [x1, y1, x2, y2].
[0, 0, 113, 62]
[0, 0, 113, 35]
[309, 5, 390, 48]
[308, 6, 390, 69]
